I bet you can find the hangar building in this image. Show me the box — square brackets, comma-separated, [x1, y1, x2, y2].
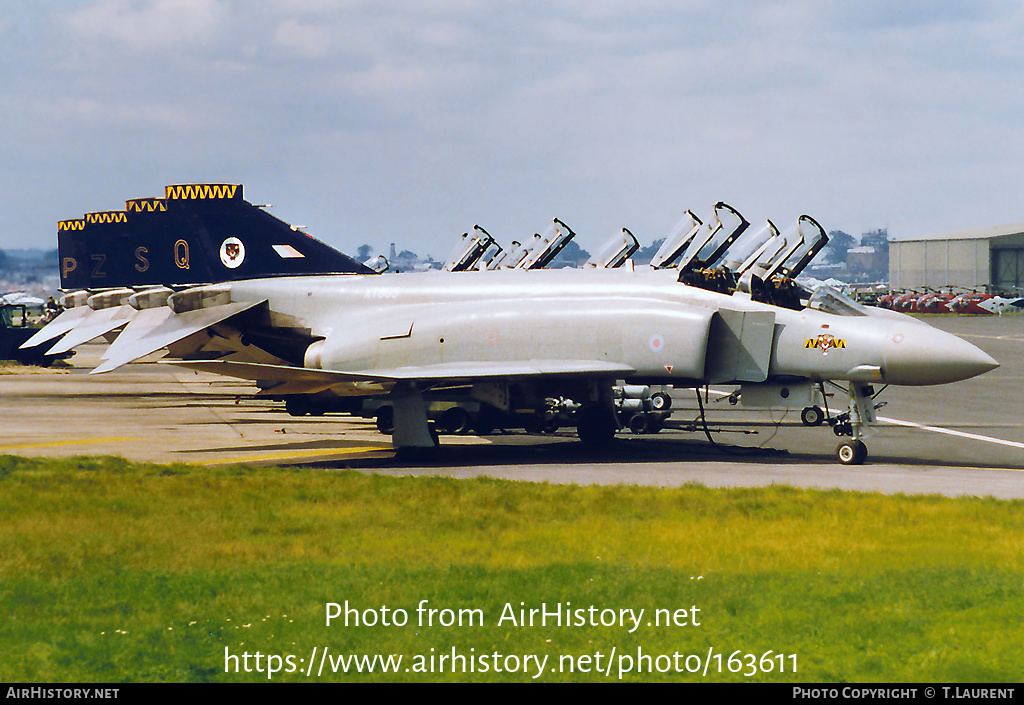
[889, 223, 1024, 291]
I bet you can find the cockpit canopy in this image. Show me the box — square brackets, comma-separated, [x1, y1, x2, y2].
[807, 285, 869, 317]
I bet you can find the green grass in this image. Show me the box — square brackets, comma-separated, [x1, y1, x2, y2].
[1, 455, 1023, 682]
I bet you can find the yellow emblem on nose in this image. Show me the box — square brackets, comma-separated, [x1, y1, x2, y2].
[805, 334, 846, 353]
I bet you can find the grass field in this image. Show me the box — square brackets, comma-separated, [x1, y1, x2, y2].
[1, 454, 1023, 683]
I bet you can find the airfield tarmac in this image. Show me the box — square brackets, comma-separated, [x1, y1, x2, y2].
[2, 314, 1023, 498]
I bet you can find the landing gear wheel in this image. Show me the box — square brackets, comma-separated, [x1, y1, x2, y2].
[576, 406, 617, 447]
[628, 413, 649, 435]
[523, 415, 544, 434]
[375, 406, 394, 434]
[801, 406, 824, 427]
[439, 407, 471, 434]
[472, 419, 495, 436]
[285, 397, 309, 417]
[837, 439, 867, 465]
[650, 392, 671, 411]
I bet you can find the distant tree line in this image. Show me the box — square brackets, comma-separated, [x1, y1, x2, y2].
[0, 248, 59, 273]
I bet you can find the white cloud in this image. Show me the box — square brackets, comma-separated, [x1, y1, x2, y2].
[5, 1, 1024, 252]
[62, 97, 202, 130]
[62, 0, 227, 51]
[271, 18, 336, 59]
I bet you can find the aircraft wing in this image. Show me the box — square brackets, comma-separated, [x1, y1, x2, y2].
[98, 307, 175, 361]
[91, 300, 267, 374]
[163, 358, 635, 384]
[46, 305, 136, 355]
[19, 306, 91, 349]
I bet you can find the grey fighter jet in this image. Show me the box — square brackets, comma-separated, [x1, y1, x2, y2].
[32, 186, 998, 465]
[101, 263, 998, 464]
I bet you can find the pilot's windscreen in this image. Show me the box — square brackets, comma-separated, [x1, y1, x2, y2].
[722, 221, 774, 271]
[808, 286, 869, 317]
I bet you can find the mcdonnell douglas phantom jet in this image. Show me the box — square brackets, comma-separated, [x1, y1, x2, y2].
[28, 184, 998, 465]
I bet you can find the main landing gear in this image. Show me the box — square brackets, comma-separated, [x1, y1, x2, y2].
[800, 405, 825, 427]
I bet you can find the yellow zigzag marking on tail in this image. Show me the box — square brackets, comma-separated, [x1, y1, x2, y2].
[165, 184, 239, 200]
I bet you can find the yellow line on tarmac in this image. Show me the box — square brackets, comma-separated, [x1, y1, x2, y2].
[0, 437, 139, 450]
[195, 446, 393, 466]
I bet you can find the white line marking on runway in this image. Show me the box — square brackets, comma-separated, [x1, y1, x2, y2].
[957, 333, 1024, 342]
[879, 416, 1024, 451]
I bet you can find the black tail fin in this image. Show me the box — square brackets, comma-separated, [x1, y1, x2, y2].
[58, 183, 372, 289]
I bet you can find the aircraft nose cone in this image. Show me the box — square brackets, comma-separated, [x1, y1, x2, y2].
[884, 325, 998, 385]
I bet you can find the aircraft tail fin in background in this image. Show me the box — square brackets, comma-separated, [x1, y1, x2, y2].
[57, 183, 373, 290]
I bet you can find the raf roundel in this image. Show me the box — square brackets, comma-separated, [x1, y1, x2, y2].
[220, 237, 246, 269]
[648, 333, 665, 353]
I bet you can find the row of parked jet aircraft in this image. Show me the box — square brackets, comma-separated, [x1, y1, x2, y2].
[878, 289, 1024, 315]
[23, 183, 998, 465]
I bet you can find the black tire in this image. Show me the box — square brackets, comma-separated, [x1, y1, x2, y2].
[523, 414, 544, 434]
[801, 406, 824, 427]
[628, 413, 649, 435]
[472, 419, 495, 436]
[439, 407, 472, 434]
[837, 440, 867, 465]
[285, 397, 309, 417]
[576, 406, 617, 447]
[375, 406, 394, 434]
[472, 406, 500, 436]
[650, 392, 671, 411]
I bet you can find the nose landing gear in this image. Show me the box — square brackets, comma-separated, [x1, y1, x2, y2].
[831, 383, 882, 465]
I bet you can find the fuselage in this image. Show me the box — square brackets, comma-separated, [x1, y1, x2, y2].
[226, 266, 997, 387]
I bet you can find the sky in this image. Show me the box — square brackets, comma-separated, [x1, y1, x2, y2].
[2, 0, 1023, 259]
